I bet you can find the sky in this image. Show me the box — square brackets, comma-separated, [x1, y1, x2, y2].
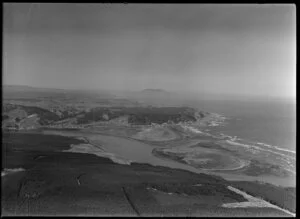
[3, 4, 296, 99]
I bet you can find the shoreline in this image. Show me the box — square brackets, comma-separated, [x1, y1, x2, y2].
[2, 130, 295, 216]
[3, 128, 295, 188]
[40, 128, 295, 188]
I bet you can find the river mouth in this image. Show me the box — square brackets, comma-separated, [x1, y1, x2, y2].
[40, 128, 295, 188]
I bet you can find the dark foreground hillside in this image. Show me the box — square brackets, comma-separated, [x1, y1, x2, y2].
[1, 132, 291, 216]
[230, 181, 296, 213]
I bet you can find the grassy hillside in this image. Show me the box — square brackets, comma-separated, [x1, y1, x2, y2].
[3, 100, 200, 129]
[77, 107, 197, 125]
[2, 132, 292, 216]
[231, 181, 296, 213]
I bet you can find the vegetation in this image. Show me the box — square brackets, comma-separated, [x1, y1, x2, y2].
[3, 104, 60, 125]
[76, 107, 117, 124]
[19, 106, 61, 124]
[2, 132, 84, 153]
[3, 103, 83, 128]
[124, 107, 196, 125]
[76, 106, 197, 125]
[243, 159, 291, 177]
[2, 115, 9, 120]
[2, 132, 292, 216]
[231, 181, 296, 213]
[3, 98, 42, 102]
[3, 103, 18, 113]
[142, 182, 246, 202]
[3, 101, 199, 128]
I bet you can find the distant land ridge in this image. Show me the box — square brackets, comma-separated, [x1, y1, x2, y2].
[141, 89, 168, 93]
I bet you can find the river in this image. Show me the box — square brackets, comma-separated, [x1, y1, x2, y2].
[41, 129, 296, 187]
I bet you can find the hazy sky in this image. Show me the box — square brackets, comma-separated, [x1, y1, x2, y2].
[3, 4, 296, 98]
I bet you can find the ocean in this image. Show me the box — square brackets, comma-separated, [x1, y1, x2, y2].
[190, 98, 296, 152]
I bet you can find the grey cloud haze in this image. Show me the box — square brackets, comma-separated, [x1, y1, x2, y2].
[3, 4, 296, 98]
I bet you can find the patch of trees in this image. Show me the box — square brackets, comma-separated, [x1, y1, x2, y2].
[76, 107, 197, 125]
[3, 104, 61, 125]
[18, 105, 61, 125]
[76, 107, 124, 124]
[128, 114, 180, 125]
[125, 107, 196, 125]
[2, 104, 18, 113]
[60, 110, 81, 119]
[2, 132, 85, 152]
[2, 115, 9, 120]
[144, 182, 246, 202]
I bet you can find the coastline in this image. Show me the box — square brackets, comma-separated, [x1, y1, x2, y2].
[2, 129, 295, 216]
[39, 128, 295, 188]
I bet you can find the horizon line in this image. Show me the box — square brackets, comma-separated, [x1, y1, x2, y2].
[3, 83, 296, 101]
